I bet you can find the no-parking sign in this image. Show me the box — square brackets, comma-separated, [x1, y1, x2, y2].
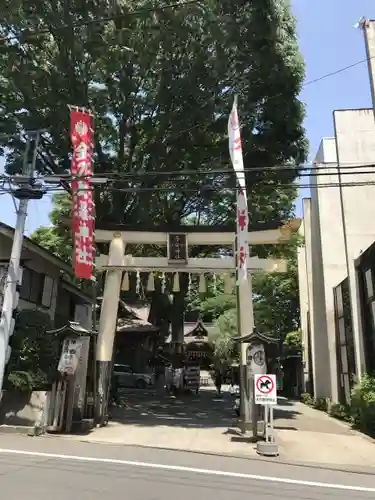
[254, 374, 277, 405]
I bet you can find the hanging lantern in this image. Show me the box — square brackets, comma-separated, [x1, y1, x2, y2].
[188, 273, 193, 297]
[136, 271, 141, 295]
[212, 273, 217, 294]
[172, 272, 180, 292]
[147, 272, 155, 292]
[199, 273, 206, 293]
[224, 273, 233, 294]
[161, 272, 166, 293]
[121, 271, 129, 291]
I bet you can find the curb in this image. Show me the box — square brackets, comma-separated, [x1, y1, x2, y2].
[0, 424, 46, 436]
[38, 432, 375, 476]
[0, 425, 34, 435]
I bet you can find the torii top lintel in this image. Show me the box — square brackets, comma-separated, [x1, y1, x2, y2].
[95, 220, 301, 246]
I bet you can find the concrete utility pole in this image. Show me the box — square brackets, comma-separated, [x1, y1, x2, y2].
[0, 132, 43, 398]
[360, 18, 375, 111]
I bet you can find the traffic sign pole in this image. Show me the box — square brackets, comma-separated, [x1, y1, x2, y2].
[254, 374, 279, 457]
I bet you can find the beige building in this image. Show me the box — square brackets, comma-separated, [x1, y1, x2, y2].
[298, 108, 375, 403]
[0, 222, 92, 329]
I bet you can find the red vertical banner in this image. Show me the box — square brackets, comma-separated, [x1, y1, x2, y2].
[70, 108, 95, 280]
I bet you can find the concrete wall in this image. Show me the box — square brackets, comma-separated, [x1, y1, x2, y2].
[302, 198, 331, 399]
[333, 109, 375, 379]
[0, 390, 47, 428]
[299, 109, 375, 402]
[296, 223, 309, 392]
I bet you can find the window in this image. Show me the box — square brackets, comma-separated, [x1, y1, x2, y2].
[114, 364, 132, 373]
[41, 276, 54, 308]
[334, 279, 356, 405]
[365, 269, 374, 298]
[19, 268, 45, 304]
[358, 256, 375, 374]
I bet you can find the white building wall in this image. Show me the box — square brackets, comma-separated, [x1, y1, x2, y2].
[313, 138, 346, 402]
[303, 196, 332, 398]
[301, 109, 375, 402]
[333, 109, 375, 379]
[296, 222, 309, 392]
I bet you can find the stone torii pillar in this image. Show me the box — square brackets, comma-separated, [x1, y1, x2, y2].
[95, 232, 125, 425]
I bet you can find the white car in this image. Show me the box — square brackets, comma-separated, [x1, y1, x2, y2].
[113, 364, 155, 389]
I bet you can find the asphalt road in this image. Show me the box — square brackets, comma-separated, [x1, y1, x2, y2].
[0, 434, 375, 499]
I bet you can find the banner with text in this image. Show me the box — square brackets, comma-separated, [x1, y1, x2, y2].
[70, 109, 94, 280]
[228, 97, 249, 282]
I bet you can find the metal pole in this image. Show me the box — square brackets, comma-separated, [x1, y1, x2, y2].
[270, 405, 274, 443]
[361, 19, 375, 114]
[264, 404, 269, 442]
[0, 133, 40, 397]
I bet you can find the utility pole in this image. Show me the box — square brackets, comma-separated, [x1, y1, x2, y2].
[359, 18, 375, 111]
[0, 132, 43, 398]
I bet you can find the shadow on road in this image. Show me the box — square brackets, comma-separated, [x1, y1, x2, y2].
[103, 388, 301, 431]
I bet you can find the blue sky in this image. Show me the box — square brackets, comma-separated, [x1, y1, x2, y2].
[0, 0, 374, 232]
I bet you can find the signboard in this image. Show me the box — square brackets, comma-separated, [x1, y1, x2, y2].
[57, 337, 84, 376]
[254, 374, 277, 405]
[70, 108, 95, 280]
[168, 233, 188, 262]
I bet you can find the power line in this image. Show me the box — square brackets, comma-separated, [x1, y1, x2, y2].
[25, 179, 375, 195]
[2, 161, 375, 191]
[25, 161, 374, 181]
[303, 57, 372, 87]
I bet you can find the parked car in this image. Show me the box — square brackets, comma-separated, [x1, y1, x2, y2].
[113, 364, 155, 389]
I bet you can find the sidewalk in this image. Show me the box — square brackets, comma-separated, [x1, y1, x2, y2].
[276, 400, 375, 469]
[67, 389, 259, 458]
[61, 390, 375, 470]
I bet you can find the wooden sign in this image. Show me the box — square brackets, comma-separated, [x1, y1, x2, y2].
[168, 233, 188, 262]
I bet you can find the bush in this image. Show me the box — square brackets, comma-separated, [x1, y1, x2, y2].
[300, 393, 328, 411]
[329, 403, 351, 422]
[350, 374, 375, 436]
[300, 392, 314, 406]
[4, 310, 60, 392]
[314, 397, 328, 411]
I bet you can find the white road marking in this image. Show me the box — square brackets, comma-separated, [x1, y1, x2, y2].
[0, 447, 374, 493]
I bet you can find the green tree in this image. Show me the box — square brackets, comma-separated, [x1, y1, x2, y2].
[31, 193, 72, 263]
[198, 244, 300, 365]
[283, 329, 302, 352]
[1, 0, 306, 228]
[208, 308, 238, 366]
[252, 256, 300, 337]
[5, 310, 60, 391]
[1, 1, 307, 335]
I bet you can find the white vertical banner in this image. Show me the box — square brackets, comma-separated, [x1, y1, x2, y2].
[228, 96, 254, 335]
[228, 96, 249, 282]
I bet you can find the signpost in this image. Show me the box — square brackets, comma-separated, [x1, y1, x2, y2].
[254, 374, 279, 457]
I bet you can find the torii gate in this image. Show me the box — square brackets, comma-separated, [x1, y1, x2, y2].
[94, 220, 300, 423]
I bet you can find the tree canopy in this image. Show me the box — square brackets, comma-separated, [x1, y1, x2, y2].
[1, 0, 307, 231]
[1, 1, 306, 344]
[200, 244, 300, 363]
